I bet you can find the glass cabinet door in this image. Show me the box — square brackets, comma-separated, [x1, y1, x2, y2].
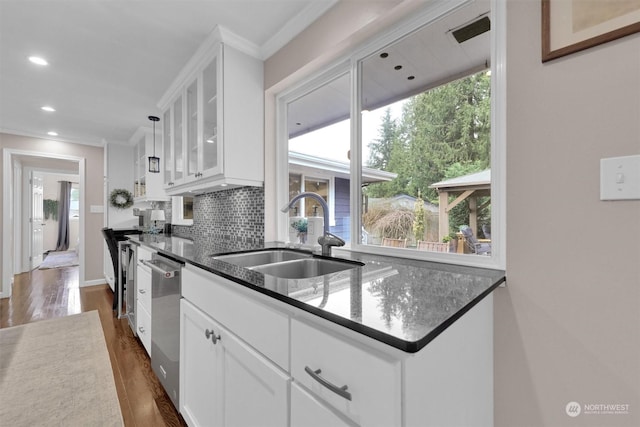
[173, 95, 184, 182]
[163, 109, 172, 185]
[202, 57, 219, 173]
[186, 80, 198, 178]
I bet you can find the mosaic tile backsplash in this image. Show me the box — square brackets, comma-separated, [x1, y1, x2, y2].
[169, 186, 264, 251]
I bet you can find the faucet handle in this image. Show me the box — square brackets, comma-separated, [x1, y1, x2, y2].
[318, 232, 345, 247]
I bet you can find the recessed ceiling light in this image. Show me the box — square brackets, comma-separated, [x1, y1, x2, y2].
[47, 131, 58, 136]
[28, 56, 48, 66]
[41, 106, 56, 112]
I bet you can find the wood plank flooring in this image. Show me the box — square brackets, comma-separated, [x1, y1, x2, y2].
[0, 266, 186, 427]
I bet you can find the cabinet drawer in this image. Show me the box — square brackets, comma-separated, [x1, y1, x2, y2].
[291, 382, 352, 427]
[137, 246, 154, 263]
[291, 319, 401, 426]
[182, 266, 289, 370]
[137, 302, 151, 356]
[136, 265, 152, 311]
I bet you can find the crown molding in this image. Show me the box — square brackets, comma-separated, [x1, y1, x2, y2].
[0, 128, 112, 147]
[260, 0, 338, 60]
[157, 25, 262, 110]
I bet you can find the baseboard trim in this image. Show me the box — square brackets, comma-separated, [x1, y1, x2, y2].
[82, 278, 107, 288]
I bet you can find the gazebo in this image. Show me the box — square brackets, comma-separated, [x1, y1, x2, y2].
[429, 169, 490, 242]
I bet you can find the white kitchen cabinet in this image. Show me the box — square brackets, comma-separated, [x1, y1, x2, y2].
[161, 28, 263, 195]
[290, 296, 494, 427]
[177, 261, 493, 427]
[135, 246, 154, 355]
[290, 318, 402, 427]
[181, 266, 289, 369]
[180, 299, 289, 427]
[131, 127, 168, 203]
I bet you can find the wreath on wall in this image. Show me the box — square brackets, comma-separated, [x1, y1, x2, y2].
[109, 188, 134, 209]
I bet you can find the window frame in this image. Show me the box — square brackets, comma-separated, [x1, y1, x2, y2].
[288, 172, 336, 227]
[171, 196, 194, 226]
[276, 0, 506, 269]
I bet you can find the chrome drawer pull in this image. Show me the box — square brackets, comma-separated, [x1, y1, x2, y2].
[205, 328, 221, 344]
[138, 289, 146, 294]
[304, 366, 352, 401]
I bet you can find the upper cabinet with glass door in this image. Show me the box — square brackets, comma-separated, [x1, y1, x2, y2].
[159, 26, 264, 195]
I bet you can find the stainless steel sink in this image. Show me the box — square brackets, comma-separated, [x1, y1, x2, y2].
[213, 249, 311, 268]
[250, 258, 360, 279]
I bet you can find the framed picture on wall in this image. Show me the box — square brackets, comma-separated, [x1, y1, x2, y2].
[542, 0, 640, 62]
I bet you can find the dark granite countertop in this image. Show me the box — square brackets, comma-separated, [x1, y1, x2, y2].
[129, 234, 505, 353]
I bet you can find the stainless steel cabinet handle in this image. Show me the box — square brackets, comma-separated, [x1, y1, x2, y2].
[205, 328, 221, 344]
[138, 326, 146, 334]
[304, 366, 352, 401]
[138, 289, 146, 294]
[141, 259, 177, 278]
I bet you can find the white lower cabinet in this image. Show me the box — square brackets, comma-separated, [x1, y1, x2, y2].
[180, 299, 289, 427]
[290, 319, 401, 427]
[135, 253, 153, 355]
[178, 264, 494, 427]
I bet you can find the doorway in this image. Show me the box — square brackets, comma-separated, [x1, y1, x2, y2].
[2, 149, 85, 299]
[25, 169, 81, 270]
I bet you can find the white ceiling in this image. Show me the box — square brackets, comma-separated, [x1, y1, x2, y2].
[288, 0, 491, 139]
[0, 0, 336, 146]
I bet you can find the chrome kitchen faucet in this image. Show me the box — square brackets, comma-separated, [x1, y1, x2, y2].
[281, 192, 345, 257]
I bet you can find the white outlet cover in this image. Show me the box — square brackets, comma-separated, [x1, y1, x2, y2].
[600, 155, 640, 200]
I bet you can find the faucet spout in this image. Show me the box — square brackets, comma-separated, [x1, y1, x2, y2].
[282, 192, 344, 256]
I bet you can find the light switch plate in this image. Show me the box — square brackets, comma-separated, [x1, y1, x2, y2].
[600, 155, 640, 200]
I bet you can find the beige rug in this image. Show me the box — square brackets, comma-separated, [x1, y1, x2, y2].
[0, 311, 124, 426]
[38, 250, 79, 269]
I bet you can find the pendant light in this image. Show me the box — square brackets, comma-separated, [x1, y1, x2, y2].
[148, 115, 160, 173]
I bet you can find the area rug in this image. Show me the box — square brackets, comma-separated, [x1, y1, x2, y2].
[0, 311, 124, 426]
[38, 250, 79, 269]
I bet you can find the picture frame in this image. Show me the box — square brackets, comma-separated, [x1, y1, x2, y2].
[542, 0, 640, 62]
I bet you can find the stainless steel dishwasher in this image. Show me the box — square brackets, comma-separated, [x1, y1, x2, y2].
[142, 253, 183, 410]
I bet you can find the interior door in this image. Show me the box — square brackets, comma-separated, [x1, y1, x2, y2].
[30, 171, 45, 268]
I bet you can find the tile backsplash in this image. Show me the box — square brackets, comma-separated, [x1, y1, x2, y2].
[169, 187, 264, 249]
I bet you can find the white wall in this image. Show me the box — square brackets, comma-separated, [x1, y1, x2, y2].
[103, 142, 136, 290]
[105, 143, 136, 228]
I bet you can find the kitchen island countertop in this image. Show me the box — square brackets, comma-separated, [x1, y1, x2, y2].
[129, 234, 505, 353]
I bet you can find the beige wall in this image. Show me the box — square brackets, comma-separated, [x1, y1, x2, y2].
[264, 0, 640, 425]
[497, 1, 640, 426]
[0, 133, 105, 286]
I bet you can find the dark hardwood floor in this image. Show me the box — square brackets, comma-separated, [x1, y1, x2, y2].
[0, 266, 186, 427]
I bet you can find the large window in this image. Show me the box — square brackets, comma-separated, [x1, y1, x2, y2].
[277, 0, 504, 268]
[286, 71, 351, 244]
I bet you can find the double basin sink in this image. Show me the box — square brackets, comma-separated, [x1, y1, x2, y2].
[213, 249, 362, 280]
